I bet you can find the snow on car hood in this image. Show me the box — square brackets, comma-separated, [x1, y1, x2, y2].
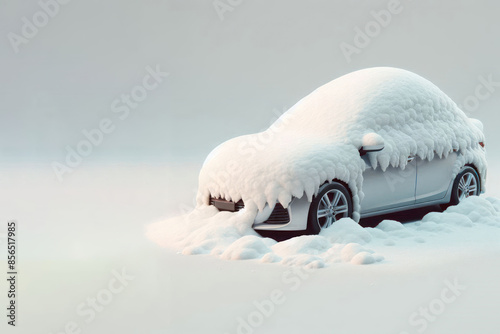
[198, 67, 486, 219]
[199, 132, 365, 215]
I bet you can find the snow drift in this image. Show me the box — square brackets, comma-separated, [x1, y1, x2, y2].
[147, 196, 500, 268]
[197, 67, 486, 222]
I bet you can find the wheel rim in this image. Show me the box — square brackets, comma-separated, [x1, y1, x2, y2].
[458, 172, 478, 201]
[316, 189, 349, 229]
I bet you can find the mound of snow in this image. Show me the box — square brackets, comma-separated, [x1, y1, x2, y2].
[147, 206, 384, 267]
[271, 235, 332, 255]
[319, 218, 373, 244]
[340, 243, 381, 265]
[147, 196, 500, 268]
[376, 219, 406, 232]
[221, 235, 275, 260]
[197, 67, 486, 222]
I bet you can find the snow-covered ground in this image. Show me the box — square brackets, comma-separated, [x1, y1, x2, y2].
[1, 161, 500, 333]
[147, 195, 500, 268]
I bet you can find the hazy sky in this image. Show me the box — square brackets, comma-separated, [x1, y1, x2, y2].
[1, 0, 499, 163]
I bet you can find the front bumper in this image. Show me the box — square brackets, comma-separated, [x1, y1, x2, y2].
[210, 195, 311, 231]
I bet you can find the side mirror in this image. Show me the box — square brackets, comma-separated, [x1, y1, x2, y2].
[359, 132, 384, 156]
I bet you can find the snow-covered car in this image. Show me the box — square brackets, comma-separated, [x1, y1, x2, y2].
[198, 67, 487, 234]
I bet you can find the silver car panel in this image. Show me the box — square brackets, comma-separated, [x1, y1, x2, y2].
[358, 196, 451, 218]
[359, 155, 417, 215]
[415, 152, 457, 203]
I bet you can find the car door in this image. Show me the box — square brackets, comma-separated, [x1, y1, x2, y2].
[415, 152, 457, 203]
[360, 155, 417, 214]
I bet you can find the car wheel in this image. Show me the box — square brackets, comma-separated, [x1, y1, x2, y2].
[307, 182, 353, 235]
[442, 166, 480, 210]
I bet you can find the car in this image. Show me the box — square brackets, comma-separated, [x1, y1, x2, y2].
[198, 67, 487, 234]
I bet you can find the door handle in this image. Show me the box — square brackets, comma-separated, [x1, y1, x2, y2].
[407, 156, 415, 162]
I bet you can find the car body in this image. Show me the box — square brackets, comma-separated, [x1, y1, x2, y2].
[199, 67, 487, 234]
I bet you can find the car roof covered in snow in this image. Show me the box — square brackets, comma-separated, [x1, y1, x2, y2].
[277, 67, 482, 153]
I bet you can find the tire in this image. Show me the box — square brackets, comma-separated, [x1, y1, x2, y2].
[442, 166, 480, 210]
[306, 182, 353, 235]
